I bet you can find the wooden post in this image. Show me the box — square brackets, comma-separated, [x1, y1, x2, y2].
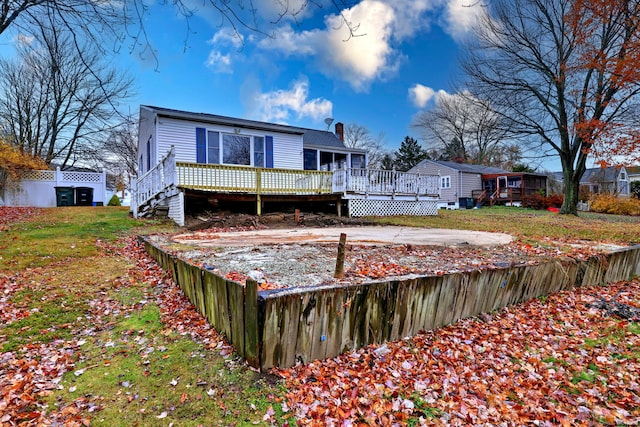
[294, 209, 300, 222]
[334, 233, 347, 278]
[256, 169, 262, 216]
[244, 279, 259, 368]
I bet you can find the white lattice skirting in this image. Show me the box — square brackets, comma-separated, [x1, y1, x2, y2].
[348, 199, 438, 217]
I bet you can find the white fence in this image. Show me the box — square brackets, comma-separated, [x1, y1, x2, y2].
[332, 168, 440, 196]
[2, 168, 107, 207]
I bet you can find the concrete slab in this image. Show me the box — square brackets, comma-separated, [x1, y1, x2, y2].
[172, 226, 513, 247]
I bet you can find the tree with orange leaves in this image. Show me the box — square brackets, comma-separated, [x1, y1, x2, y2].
[463, 0, 640, 214]
[0, 138, 48, 202]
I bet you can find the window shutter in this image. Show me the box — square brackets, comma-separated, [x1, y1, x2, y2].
[196, 127, 206, 163]
[265, 135, 274, 168]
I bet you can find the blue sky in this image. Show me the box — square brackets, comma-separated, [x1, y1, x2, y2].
[116, 0, 482, 153]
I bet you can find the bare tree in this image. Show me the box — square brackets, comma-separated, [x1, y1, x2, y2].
[342, 123, 389, 168]
[463, 0, 640, 214]
[0, 25, 133, 168]
[412, 91, 511, 165]
[81, 115, 140, 191]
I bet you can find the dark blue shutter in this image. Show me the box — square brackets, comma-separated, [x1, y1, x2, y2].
[196, 127, 206, 163]
[265, 135, 274, 168]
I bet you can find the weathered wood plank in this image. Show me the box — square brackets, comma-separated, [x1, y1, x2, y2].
[214, 274, 231, 338]
[295, 293, 318, 365]
[202, 270, 216, 327]
[244, 279, 259, 368]
[228, 280, 245, 356]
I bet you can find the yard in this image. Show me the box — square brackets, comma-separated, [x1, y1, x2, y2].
[1, 206, 639, 426]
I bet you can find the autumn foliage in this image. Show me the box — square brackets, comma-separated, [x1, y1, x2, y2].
[589, 194, 640, 216]
[0, 139, 48, 196]
[522, 194, 564, 210]
[567, 0, 640, 165]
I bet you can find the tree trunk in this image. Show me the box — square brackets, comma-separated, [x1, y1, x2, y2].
[561, 176, 579, 215]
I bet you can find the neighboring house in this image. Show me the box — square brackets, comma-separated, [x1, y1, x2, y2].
[626, 166, 640, 183]
[133, 106, 440, 225]
[409, 160, 547, 209]
[552, 166, 630, 197]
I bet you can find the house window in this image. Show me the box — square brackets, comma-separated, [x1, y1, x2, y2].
[207, 131, 220, 164]
[441, 175, 451, 189]
[304, 149, 317, 170]
[254, 136, 264, 167]
[620, 172, 627, 180]
[199, 127, 271, 167]
[222, 134, 251, 165]
[146, 139, 151, 172]
[351, 154, 366, 169]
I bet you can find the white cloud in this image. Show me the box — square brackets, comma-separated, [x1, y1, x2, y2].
[409, 84, 436, 108]
[380, 0, 441, 40]
[205, 28, 244, 73]
[205, 50, 233, 73]
[443, 0, 487, 41]
[210, 27, 244, 49]
[258, 0, 401, 91]
[250, 78, 333, 123]
[12, 33, 34, 47]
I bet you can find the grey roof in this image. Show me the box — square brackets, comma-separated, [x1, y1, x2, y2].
[302, 128, 350, 149]
[581, 167, 619, 183]
[552, 166, 626, 183]
[410, 160, 510, 175]
[141, 105, 347, 149]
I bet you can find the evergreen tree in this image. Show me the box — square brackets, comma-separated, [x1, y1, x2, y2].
[394, 136, 429, 171]
[380, 153, 395, 170]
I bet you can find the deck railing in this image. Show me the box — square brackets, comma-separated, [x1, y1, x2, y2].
[176, 162, 333, 195]
[332, 168, 440, 196]
[132, 147, 177, 215]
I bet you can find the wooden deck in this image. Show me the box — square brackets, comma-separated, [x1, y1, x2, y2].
[132, 147, 441, 222]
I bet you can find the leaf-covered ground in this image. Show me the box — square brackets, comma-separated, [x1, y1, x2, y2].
[1, 207, 639, 426]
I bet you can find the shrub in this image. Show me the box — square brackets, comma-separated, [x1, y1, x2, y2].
[107, 194, 121, 206]
[589, 194, 640, 216]
[632, 181, 640, 199]
[522, 194, 564, 210]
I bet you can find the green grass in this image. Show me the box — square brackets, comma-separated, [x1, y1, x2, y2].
[373, 207, 640, 244]
[49, 305, 285, 426]
[0, 207, 178, 271]
[1, 207, 283, 426]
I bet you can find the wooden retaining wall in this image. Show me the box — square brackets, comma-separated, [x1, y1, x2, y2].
[141, 237, 640, 370]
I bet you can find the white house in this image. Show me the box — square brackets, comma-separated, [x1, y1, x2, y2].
[551, 166, 631, 197]
[133, 106, 440, 224]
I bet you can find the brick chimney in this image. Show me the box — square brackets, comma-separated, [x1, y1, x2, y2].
[334, 122, 344, 142]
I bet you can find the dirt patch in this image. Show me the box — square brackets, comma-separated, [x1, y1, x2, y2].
[183, 211, 374, 231]
[148, 217, 625, 290]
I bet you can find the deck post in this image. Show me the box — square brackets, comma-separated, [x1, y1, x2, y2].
[256, 169, 262, 216]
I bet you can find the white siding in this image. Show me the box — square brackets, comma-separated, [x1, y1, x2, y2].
[157, 117, 197, 163]
[138, 107, 156, 175]
[272, 133, 303, 169]
[154, 117, 304, 169]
